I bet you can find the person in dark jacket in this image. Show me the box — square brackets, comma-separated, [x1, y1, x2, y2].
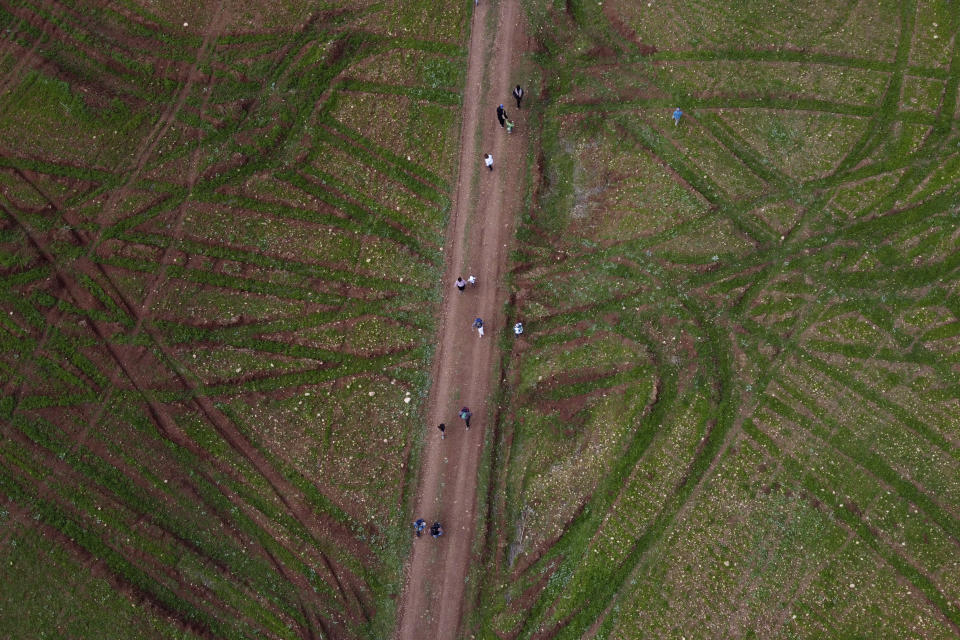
[513, 85, 524, 109]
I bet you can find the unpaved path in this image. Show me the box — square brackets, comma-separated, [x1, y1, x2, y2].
[394, 1, 527, 638]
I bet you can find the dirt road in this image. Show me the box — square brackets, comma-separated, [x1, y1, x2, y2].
[394, 1, 527, 638]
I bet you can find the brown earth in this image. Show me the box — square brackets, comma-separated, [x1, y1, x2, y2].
[394, 0, 529, 638]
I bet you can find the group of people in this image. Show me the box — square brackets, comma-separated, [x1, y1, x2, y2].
[462, 283, 522, 339]
[412, 407, 472, 540]
[482, 85, 524, 175]
[413, 405, 472, 539]
[475, 86, 530, 341]
[420, 85, 529, 545]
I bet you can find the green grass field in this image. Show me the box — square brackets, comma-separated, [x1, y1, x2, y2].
[472, 0, 960, 638]
[0, 1, 468, 638]
[1, 0, 959, 638]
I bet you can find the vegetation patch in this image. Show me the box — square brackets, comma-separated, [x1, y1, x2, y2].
[472, 1, 960, 638]
[0, 1, 467, 637]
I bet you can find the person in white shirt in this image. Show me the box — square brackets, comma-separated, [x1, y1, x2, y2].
[484, 153, 493, 171]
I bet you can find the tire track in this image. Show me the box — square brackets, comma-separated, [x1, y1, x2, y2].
[394, 1, 528, 638]
[0, 4, 375, 633]
[0, 200, 360, 635]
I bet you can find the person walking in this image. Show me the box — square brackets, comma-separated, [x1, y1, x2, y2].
[497, 104, 507, 127]
[430, 522, 444, 538]
[484, 153, 494, 171]
[505, 118, 515, 134]
[514, 321, 524, 336]
[437, 423, 446, 439]
[473, 317, 484, 337]
[467, 275, 477, 287]
[459, 407, 472, 429]
[414, 518, 426, 537]
[456, 277, 466, 292]
[673, 107, 683, 126]
[513, 84, 524, 109]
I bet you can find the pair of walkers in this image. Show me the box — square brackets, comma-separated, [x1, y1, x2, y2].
[453, 277, 486, 338]
[498, 86, 524, 124]
[453, 277, 485, 339]
[455, 275, 477, 292]
[413, 519, 443, 538]
[436, 408, 470, 440]
[437, 408, 471, 440]
[496, 86, 523, 124]
[468, 317, 523, 338]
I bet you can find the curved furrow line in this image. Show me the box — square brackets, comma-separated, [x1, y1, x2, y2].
[505, 288, 731, 637]
[832, 0, 916, 175]
[0, 193, 374, 634]
[0, 418, 317, 637]
[742, 417, 960, 632]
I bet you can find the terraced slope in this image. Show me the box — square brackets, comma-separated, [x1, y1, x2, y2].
[0, 1, 467, 638]
[474, 1, 960, 638]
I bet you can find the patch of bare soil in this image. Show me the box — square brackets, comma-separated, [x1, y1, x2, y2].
[393, 1, 530, 638]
